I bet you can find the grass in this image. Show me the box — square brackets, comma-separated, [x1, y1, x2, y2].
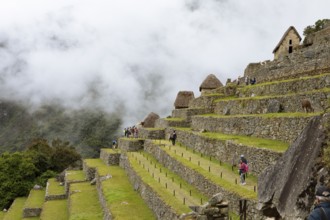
[69, 182, 103, 220]
[84, 158, 156, 219]
[101, 166, 156, 220]
[65, 170, 86, 182]
[173, 128, 289, 152]
[202, 132, 289, 152]
[152, 140, 257, 200]
[145, 128, 165, 131]
[200, 112, 321, 118]
[3, 197, 26, 220]
[101, 148, 121, 154]
[47, 178, 65, 195]
[128, 152, 208, 214]
[40, 200, 68, 220]
[215, 87, 330, 103]
[24, 189, 45, 208]
[164, 117, 185, 121]
[0, 212, 5, 219]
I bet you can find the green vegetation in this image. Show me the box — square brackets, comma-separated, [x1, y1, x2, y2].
[129, 152, 208, 213]
[69, 182, 103, 220]
[164, 117, 185, 121]
[65, 170, 86, 182]
[154, 141, 257, 199]
[24, 189, 45, 208]
[47, 178, 65, 196]
[40, 200, 68, 220]
[0, 102, 122, 158]
[303, 19, 329, 36]
[3, 197, 26, 220]
[201, 112, 320, 118]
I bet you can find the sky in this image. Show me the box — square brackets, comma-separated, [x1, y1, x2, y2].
[0, 0, 329, 125]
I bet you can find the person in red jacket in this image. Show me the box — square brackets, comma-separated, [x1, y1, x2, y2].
[239, 159, 247, 185]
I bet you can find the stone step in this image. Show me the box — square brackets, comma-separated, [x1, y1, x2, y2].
[237, 72, 330, 98]
[155, 117, 190, 129]
[214, 88, 330, 115]
[143, 139, 259, 218]
[45, 178, 66, 201]
[191, 113, 319, 143]
[138, 127, 165, 139]
[3, 197, 27, 220]
[83, 158, 156, 220]
[171, 128, 287, 176]
[64, 170, 87, 196]
[40, 200, 68, 220]
[22, 188, 45, 218]
[122, 151, 208, 220]
[99, 148, 121, 166]
[68, 182, 103, 220]
[118, 138, 144, 152]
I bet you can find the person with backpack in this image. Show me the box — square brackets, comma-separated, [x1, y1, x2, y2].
[238, 159, 248, 185]
[308, 185, 330, 220]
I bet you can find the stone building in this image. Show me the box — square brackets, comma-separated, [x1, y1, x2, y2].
[199, 74, 223, 94]
[174, 91, 194, 109]
[273, 26, 301, 60]
[142, 112, 160, 128]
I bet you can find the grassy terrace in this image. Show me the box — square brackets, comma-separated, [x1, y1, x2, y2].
[84, 158, 156, 220]
[164, 117, 185, 121]
[65, 170, 86, 182]
[215, 87, 330, 102]
[40, 200, 68, 220]
[0, 212, 5, 219]
[128, 151, 208, 212]
[151, 140, 258, 200]
[238, 72, 330, 91]
[175, 128, 289, 152]
[200, 112, 321, 118]
[101, 148, 121, 154]
[24, 189, 45, 209]
[47, 178, 65, 195]
[69, 182, 103, 220]
[3, 197, 26, 220]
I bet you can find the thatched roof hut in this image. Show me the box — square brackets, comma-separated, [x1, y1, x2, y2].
[199, 74, 223, 92]
[142, 112, 160, 128]
[174, 91, 195, 109]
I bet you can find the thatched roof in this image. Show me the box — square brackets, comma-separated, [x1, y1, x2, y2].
[174, 91, 195, 109]
[273, 26, 302, 53]
[142, 112, 160, 128]
[199, 74, 223, 92]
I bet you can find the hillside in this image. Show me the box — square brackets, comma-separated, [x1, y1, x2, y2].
[0, 101, 122, 157]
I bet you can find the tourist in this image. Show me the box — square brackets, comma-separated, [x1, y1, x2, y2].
[238, 159, 248, 185]
[308, 185, 330, 219]
[170, 130, 177, 146]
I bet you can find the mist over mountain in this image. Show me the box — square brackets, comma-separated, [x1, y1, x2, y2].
[0, 1, 329, 156]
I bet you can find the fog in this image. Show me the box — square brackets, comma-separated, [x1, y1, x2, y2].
[0, 0, 329, 125]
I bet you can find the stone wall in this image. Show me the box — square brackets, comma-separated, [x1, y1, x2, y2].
[143, 140, 263, 219]
[119, 153, 181, 220]
[95, 171, 112, 220]
[83, 161, 97, 181]
[214, 90, 329, 115]
[23, 208, 42, 218]
[188, 95, 223, 109]
[138, 128, 165, 139]
[172, 108, 212, 121]
[118, 138, 144, 152]
[100, 149, 120, 166]
[155, 118, 190, 129]
[237, 73, 330, 98]
[171, 129, 282, 176]
[191, 115, 314, 143]
[244, 28, 330, 83]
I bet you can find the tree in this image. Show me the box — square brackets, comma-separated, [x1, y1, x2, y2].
[303, 19, 329, 37]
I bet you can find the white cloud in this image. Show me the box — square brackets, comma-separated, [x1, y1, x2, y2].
[0, 0, 329, 125]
